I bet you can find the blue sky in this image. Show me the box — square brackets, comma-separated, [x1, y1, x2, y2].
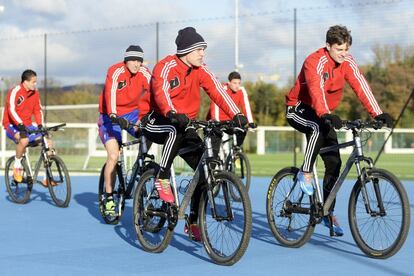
[0, 0, 413, 86]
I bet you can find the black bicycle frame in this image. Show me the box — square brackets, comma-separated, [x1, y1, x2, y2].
[317, 129, 379, 216]
[24, 131, 56, 186]
[116, 136, 151, 198]
[176, 132, 233, 221]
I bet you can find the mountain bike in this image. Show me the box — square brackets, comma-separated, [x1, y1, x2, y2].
[133, 120, 252, 266]
[5, 123, 71, 207]
[219, 124, 253, 200]
[266, 119, 410, 258]
[98, 124, 155, 225]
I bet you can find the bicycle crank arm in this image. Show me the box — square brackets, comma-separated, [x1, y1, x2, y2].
[145, 208, 168, 219]
[284, 202, 311, 215]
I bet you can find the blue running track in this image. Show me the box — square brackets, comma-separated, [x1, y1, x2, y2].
[0, 176, 413, 276]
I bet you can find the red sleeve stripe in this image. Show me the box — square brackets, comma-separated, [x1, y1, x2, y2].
[160, 60, 177, 111]
[201, 66, 240, 115]
[139, 67, 151, 84]
[316, 56, 330, 113]
[345, 57, 382, 115]
[110, 67, 124, 114]
[9, 85, 23, 123]
[241, 87, 254, 123]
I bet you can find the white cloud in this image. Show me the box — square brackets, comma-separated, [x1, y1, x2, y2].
[13, 0, 67, 15]
[1, 0, 414, 86]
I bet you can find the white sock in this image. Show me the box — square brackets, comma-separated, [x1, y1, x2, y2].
[14, 157, 22, 168]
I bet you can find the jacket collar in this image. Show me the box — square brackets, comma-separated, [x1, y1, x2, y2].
[174, 55, 193, 72]
[323, 47, 339, 67]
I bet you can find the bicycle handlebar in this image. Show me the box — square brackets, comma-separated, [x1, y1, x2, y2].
[341, 119, 384, 130]
[27, 123, 66, 135]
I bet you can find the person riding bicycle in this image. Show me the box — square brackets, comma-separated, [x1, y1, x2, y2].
[207, 71, 256, 155]
[98, 45, 151, 216]
[2, 69, 53, 187]
[285, 25, 393, 236]
[143, 27, 247, 241]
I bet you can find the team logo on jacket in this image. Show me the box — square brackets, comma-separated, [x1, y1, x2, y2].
[323, 72, 329, 82]
[17, 95, 25, 106]
[117, 80, 127, 91]
[169, 76, 180, 90]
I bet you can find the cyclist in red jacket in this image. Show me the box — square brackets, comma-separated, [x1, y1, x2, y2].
[98, 45, 151, 216]
[208, 71, 255, 152]
[285, 25, 393, 236]
[3, 69, 49, 184]
[144, 27, 247, 241]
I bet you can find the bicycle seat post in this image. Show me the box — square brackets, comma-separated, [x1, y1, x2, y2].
[170, 165, 179, 206]
[312, 163, 323, 206]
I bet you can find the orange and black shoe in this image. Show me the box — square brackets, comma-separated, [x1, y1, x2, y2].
[13, 167, 24, 183]
[41, 179, 58, 187]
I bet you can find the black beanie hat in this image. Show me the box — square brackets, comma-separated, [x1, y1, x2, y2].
[124, 45, 144, 62]
[175, 27, 207, 56]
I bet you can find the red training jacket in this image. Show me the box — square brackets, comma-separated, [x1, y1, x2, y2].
[150, 55, 240, 119]
[3, 84, 44, 128]
[208, 84, 254, 123]
[99, 61, 151, 116]
[286, 47, 383, 117]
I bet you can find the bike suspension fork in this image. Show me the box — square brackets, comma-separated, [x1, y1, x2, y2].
[355, 162, 373, 214]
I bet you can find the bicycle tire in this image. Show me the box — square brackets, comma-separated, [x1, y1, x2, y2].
[98, 163, 124, 225]
[133, 169, 173, 253]
[227, 152, 251, 201]
[4, 156, 32, 204]
[47, 156, 71, 207]
[266, 167, 315, 248]
[348, 168, 410, 258]
[199, 171, 252, 265]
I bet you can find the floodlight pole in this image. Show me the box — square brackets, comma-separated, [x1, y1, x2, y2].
[235, 0, 239, 71]
[44, 33, 47, 122]
[293, 8, 297, 167]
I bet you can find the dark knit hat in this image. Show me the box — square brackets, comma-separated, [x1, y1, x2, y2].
[124, 45, 144, 62]
[175, 27, 207, 56]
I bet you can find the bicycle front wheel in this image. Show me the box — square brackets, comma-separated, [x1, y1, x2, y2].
[47, 156, 71, 207]
[227, 152, 251, 201]
[98, 163, 124, 224]
[4, 156, 32, 204]
[266, 167, 315, 247]
[349, 168, 410, 258]
[199, 171, 252, 266]
[133, 169, 173, 253]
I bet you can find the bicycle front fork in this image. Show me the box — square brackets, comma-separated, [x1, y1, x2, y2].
[203, 160, 234, 221]
[358, 168, 386, 216]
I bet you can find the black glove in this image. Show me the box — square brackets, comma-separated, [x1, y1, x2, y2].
[321, 113, 342, 129]
[233, 113, 248, 128]
[17, 124, 28, 138]
[375, 113, 393, 128]
[37, 124, 43, 130]
[167, 110, 189, 128]
[248, 122, 257, 129]
[110, 114, 129, 129]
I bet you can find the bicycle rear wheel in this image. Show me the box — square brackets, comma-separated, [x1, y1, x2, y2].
[4, 156, 32, 204]
[199, 171, 252, 266]
[349, 168, 410, 258]
[266, 167, 315, 247]
[133, 169, 173, 253]
[47, 156, 71, 207]
[227, 152, 251, 201]
[98, 163, 124, 224]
